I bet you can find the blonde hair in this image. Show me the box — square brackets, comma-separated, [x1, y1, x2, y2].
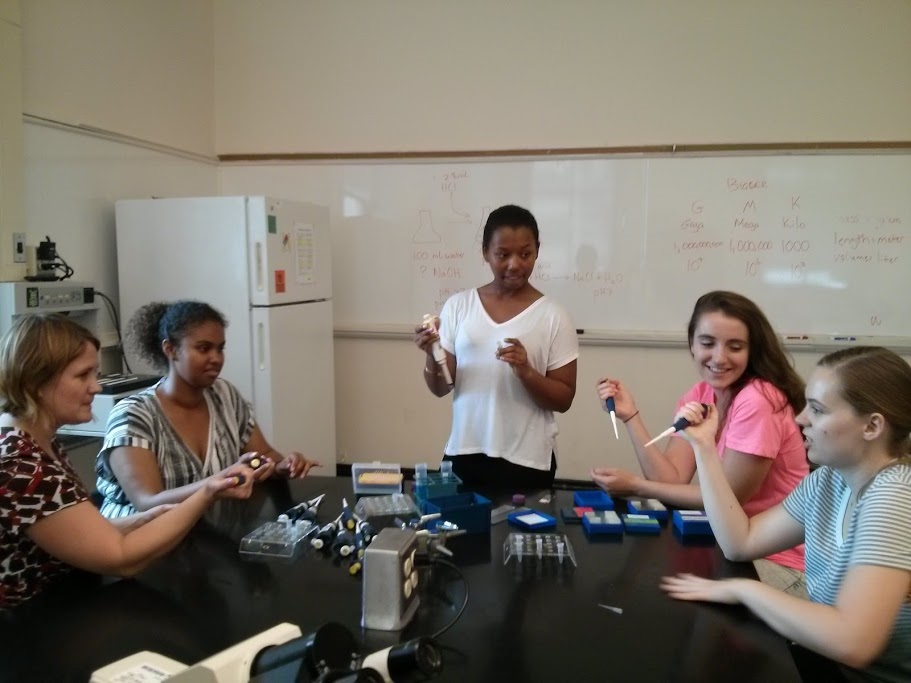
[818, 346, 911, 459]
[0, 314, 100, 420]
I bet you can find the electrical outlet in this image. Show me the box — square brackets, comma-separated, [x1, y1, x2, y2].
[12, 233, 25, 263]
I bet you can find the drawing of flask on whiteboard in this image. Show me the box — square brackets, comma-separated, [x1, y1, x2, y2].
[413, 209, 440, 244]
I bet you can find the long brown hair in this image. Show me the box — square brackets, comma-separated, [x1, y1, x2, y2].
[818, 346, 911, 458]
[687, 291, 805, 413]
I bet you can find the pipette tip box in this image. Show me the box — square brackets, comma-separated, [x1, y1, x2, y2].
[672, 509, 714, 536]
[422, 492, 492, 534]
[582, 510, 624, 536]
[239, 520, 317, 559]
[572, 490, 615, 510]
[621, 514, 661, 535]
[626, 497, 668, 521]
[507, 509, 557, 531]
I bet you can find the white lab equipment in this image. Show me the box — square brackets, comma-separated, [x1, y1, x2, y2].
[90, 622, 303, 683]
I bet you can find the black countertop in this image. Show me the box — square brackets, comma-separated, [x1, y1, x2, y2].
[1, 477, 802, 682]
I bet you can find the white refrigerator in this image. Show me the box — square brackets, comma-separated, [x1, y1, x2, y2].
[114, 196, 336, 474]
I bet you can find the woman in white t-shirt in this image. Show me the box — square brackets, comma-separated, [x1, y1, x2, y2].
[663, 346, 911, 682]
[414, 205, 579, 491]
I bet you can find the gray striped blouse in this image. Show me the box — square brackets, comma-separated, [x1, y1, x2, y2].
[95, 378, 255, 518]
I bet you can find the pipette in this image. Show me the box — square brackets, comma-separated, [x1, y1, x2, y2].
[605, 396, 619, 439]
[642, 403, 711, 448]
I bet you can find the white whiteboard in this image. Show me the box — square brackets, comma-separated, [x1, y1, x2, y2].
[222, 154, 911, 339]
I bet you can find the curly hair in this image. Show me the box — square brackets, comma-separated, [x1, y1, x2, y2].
[0, 314, 100, 420]
[127, 301, 227, 371]
[687, 291, 805, 414]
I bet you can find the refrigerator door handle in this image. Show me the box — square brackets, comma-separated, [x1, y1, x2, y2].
[254, 241, 264, 293]
[257, 322, 266, 371]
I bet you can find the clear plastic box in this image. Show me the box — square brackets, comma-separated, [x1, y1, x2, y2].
[352, 462, 404, 495]
[502, 532, 577, 567]
[354, 493, 420, 521]
[239, 520, 317, 559]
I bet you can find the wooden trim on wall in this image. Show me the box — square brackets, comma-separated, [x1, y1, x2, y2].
[219, 141, 911, 163]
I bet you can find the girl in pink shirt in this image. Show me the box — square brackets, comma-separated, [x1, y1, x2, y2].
[592, 291, 808, 584]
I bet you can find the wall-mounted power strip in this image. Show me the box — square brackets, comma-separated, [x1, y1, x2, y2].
[362, 527, 420, 631]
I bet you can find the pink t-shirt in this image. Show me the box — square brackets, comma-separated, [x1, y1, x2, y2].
[676, 378, 808, 571]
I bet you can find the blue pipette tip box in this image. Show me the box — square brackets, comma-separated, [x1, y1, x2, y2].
[422, 492, 491, 534]
[621, 514, 661, 535]
[507, 509, 557, 531]
[582, 510, 624, 536]
[672, 509, 714, 536]
[626, 497, 668, 521]
[572, 490, 614, 510]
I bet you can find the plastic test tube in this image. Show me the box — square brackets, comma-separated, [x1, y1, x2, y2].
[416, 463, 428, 482]
[536, 537, 543, 558]
[441, 461, 453, 479]
[557, 540, 565, 563]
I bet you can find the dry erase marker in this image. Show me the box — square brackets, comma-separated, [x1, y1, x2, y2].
[643, 403, 711, 448]
[605, 396, 619, 440]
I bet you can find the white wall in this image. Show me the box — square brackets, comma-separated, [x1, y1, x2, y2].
[19, 0, 218, 360]
[214, 0, 911, 153]
[22, 0, 215, 156]
[24, 122, 217, 350]
[0, 0, 25, 278]
[18, 1, 911, 479]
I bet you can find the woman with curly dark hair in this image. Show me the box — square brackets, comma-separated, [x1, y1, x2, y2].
[96, 301, 319, 518]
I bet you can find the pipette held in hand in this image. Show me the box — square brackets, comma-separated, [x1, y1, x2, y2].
[605, 396, 619, 440]
[422, 314, 453, 386]
[643, 403, 711, 448]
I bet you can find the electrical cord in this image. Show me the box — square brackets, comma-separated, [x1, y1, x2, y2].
[94, 289, 133, 373]
[52, 253, 75, 280]
[423, 557, 469, 640]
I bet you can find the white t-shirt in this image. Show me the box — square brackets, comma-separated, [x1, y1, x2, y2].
[438, 289, 578, 470]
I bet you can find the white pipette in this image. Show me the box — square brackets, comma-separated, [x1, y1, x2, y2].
[643, 403, 711, 448]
